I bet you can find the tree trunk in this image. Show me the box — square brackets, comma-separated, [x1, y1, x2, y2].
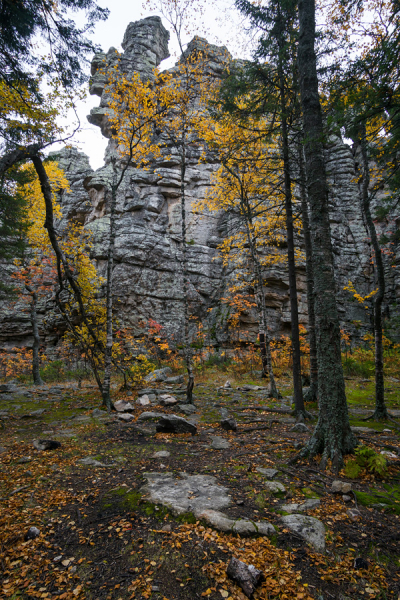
[359, 127, 387, 420]
[297, 0, 356, 468]
[242, 206, 279, 398]
[298, 143, 318, 404]
[28, 288, 43, 385]
[180, 144, 195, 404]
[102, 173, 118, 412]
[277, 48, 305, 416]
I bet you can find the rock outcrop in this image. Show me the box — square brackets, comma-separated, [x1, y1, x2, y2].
[0, 15, 399, 352]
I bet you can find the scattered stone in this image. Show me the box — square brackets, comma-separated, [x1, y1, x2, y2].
[210, 436, 231, 450]
[351, 426, 377, 434]
[264, 481, 286, 494]
[280, 514, 325, 553]
[17, 456, 32, 464]
[383, 428, 392, 433]
[144, 367, 172, 383]
[226, 557, 263, 598]
[151, 586, 160, 592]
[117, 413, 135, 422]
[281, 499, 320, 513]
[137, 395, 151, 406]
[165, 375, 184, 384]
[79, 457, 108, 467]
[354, 557, 369, 570]
[256, 468, 278, 479]
[291, 423, 310, 433]
[159, 394, 179, 406]
[114, 400, 134, 412]
[152, 451, 170, 458]
[72, 415, 91, 422]
[138, 411, 166, 422]
[347, 508, 361, 521]
[220, 418, 237, 432]
[177, 404, 196, 415]
[0, 446, 7, 454]
[53, 556, 62, 563]
[331, 480, 352, 494]
[50, 464, 60, 471]
[92, 408, 107, 417]
[156, 415, 197, 435]
[381, 450, 397, 458]
[25, 526, 40, 541]
[342, 494, 352, 502]
[161, 524, 171, 532]
[239, 384, 267, 392]
[293, 441, 303, 450]
[224, 381, 232, 389]
[0, 383, 21, 393]
[33, 440, 61, 451]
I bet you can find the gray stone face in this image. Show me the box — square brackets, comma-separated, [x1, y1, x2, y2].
[281, 514, 326, 553]
[0, 15, 399, 353]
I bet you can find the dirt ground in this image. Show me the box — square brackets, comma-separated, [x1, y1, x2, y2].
[1, 375, 400, 600]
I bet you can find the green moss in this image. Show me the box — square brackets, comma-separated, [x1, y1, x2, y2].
[344, 459, 363, 479]
[302, 487, 320, 499]
[355, 485, 400, 514]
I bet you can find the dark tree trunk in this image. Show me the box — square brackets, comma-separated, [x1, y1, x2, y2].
[298, 143, 318, 403]
[297, 0, 356, 468]
[277, 46, 305, 416]
[359, 127, 388, 420]
[180, 143, 195, 404]
[27, 288, 43, 385]
[101, 179, 117, 412]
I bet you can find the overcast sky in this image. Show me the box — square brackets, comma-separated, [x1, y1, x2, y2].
[63, 0, 248, 170]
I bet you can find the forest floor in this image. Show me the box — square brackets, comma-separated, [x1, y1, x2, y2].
[1, 373, 400, 600]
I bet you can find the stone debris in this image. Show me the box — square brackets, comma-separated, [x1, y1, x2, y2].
[79, 457, 108, 467]
[256, 467, 279, 479]
[281, 499, 320, 513]
[347, 508, 361, 521]
[159, 394, 179, 406]
[220, 418, 237, 431]
[138, 411, 166, 421]
[25, 526, 41, 541]
[224, 381, 232, 388]
[33, 440, 61, 451]
[152, 451, 171, 458]
[165, 375, 184, 384]
[210, 436, 231, 450]
[264, 481, 286, 494]
[117, 413, 135, 422]
[291, 423, 310, 433]
[144, 367, 172, 383]
[178, 404, 197, 415]
[226, 557, 263, 598]
[331, 480, 352, 494]
[0, 446, 7, 453]
[92, 408, 107, 417]
[17, 456, 32, 464]
[137, 395, 151, 406]
[156, 415, 197, 435]
[114, 400, 134, 412]
[280, 514, 326, 553]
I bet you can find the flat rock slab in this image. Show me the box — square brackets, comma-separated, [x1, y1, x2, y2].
[178, 404, 197, 415]
[256, 468, 279, 479]
[281, 514, 325, 553]
[117, 413, 135, 422]
[138, 412, 166, 422]
[351, 426, 378, 434]
[142, 472, 231, 515]
[79, 457, 113, 467]
[210, 436, 231, 450]
[114, 400, 134, 412]
[152, 451, 171, 458]
[281, 499, 320, 513]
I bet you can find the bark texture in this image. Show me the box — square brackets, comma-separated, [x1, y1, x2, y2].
[359, 129, 388, 420]
[297, 0, 356, 467]
[27, 288, 43, 385]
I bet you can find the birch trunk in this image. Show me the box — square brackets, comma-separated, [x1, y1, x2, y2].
[298, 0, 356, 468]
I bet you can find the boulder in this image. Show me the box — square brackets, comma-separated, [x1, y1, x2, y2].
[331, 480, 352, 494]
[178, 404, 197, 415]
[144, 367, 172, 383]
[25, 526, 40, 541]
[138, 411, 166, 421]
[92, 408, 107, 417]
[137, 395, 151, 406]
[210, 435, 231, 449]
[114, 400, 134, 412]
[220, 418, 237, 431]
[226, 557, 263, 598]
[152, 450, 170, 458]
[280, 514, 325, 553]
[165, 375, 184, 384]
[156, 415, 197, 435]
[159, 394, 179, 406]
[291, 423, 310, 433]
[117, 413, 135, 422]
[33, 440, 61, 451]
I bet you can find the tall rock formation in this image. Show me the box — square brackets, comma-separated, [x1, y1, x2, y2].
[0, 15, 398, 352]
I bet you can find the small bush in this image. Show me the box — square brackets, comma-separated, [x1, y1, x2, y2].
[342, 356, 373, 378]
[40, 360, 65, 382]
[344, 445, 388, 478]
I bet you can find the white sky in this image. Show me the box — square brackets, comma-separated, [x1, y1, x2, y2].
[61, 0, 250, 170]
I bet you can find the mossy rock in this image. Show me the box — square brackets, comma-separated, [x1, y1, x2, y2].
[355, 485, 400, 514]
[302, 487, 320, 499]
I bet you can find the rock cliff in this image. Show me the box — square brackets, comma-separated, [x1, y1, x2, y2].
[0, 15, 398, 351]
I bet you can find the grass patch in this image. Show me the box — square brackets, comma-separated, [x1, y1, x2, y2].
[354, 484, 400, 514]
